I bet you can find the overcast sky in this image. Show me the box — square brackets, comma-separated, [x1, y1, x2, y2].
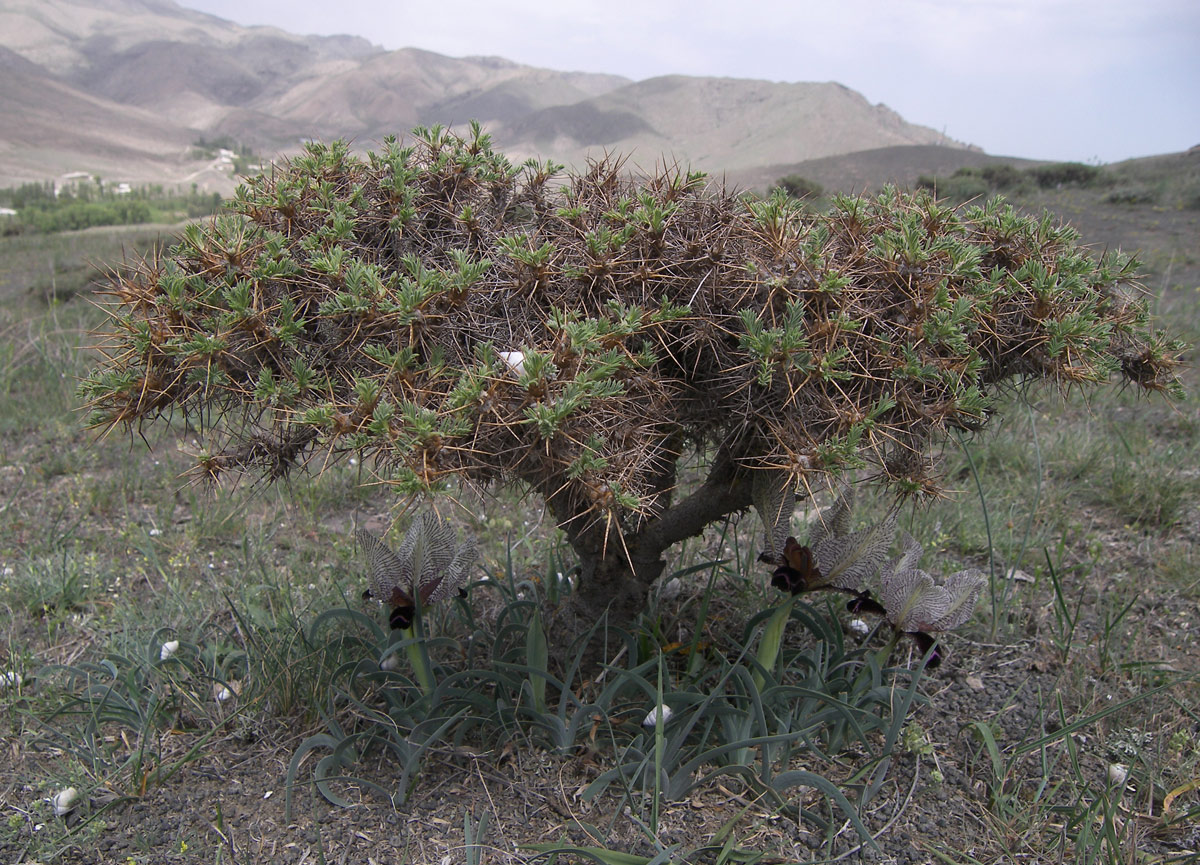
[181, 0, 1198, 164]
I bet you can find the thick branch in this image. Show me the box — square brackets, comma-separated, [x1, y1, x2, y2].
[634, 448, 753, 557]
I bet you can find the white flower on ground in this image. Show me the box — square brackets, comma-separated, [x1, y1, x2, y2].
[1, 671, 22, 690]
[159, 640, 179, 661]
[498, 350, 526, 377]
[642, 704, 673, 728]
[847, 618, 871, 637]
[52, 787, 79, 817]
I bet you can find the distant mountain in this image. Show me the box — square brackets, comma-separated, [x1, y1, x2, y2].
[0, 44, 193, 183]
[0, 0, 974, 191]
[252, 48, 631, 146]
[493, 76, 965, 176]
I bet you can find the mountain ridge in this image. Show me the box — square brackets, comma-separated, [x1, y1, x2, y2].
[0, 0, 976, 191]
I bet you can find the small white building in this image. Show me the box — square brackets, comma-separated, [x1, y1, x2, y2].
[56, 171, 96, 197]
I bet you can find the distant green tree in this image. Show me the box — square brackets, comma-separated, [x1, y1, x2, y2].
[978, 164, 1025, 190]
[0, 181, 223, 234]
[920, 161, 1107, 203]
[775, 174, 825, 200]
[916, 168, 990, 201]
[1027, 161, 1102, 189]
[0, 181, 55, 209]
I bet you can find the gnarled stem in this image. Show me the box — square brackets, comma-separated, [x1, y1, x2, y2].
[541, 446, 754, 619]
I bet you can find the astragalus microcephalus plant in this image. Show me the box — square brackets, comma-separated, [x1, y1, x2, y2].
[80, 125, 1186, 627]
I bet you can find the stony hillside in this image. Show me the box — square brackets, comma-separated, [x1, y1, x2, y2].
[0, 0, 973, 190]
[0, 44, 193, 182]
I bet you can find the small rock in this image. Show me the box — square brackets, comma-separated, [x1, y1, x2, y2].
[499, 350, 526, 377]
[642, 704, 673, 727]
[52, 787, 80, 817]
[1108, 763, 1128, 785]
